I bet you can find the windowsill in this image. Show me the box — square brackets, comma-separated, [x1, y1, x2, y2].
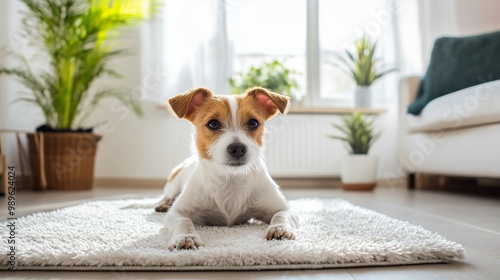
[157, 104, 387, 115]
[288, 107, 387, 115]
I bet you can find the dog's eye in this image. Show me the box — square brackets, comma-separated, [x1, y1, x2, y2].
[207, 119, 221, 130]
[248, 119, 259, 130]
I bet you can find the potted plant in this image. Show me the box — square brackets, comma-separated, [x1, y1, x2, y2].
[229, 60, 300, 100]
[0, 0, 157, 190]
[330, 35, 395, 107]
[329, 112, 380, 190]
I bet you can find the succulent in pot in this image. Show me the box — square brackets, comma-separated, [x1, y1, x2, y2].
[328, 112, 380, 190]
[329, 35, 396, 107]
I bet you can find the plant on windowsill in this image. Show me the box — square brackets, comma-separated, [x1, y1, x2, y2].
[328, 112, 380, 190]
[329, 35, 396, 108]
[229, 60, 300, 101]
[0, 0, 158, 190]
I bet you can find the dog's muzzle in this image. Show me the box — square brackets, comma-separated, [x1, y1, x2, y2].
[226, 142, 247, 166]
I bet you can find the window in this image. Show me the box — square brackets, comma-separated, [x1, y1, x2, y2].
[154, 0, 397, 107]
[227, 0, 307, 101]
[319, 0, 391, 102]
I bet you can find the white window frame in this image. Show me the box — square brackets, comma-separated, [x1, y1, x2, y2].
[305, 0, 320, 108]
[306, 0, 399, 108]
[144, 0, 398, 107]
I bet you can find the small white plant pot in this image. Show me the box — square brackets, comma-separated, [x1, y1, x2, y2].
[341, 155, 378, 190]
[354, 86, 371, 108]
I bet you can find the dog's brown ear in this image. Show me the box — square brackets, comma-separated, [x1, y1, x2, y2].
[168, 88, 213, 121]
[246, 87, 291, 119]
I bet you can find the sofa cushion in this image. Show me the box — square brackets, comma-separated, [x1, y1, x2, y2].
[407, 80, 500, 133]
[408, 30, 500, 115]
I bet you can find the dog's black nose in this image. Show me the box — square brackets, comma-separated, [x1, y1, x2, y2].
[227, 143, 247, 159]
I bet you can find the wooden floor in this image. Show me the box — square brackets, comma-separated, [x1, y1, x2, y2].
[1, 184, 499, 279]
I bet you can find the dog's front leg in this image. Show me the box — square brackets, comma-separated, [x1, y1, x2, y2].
[164, 211, 203, 250]
[266, 210, 299, 240]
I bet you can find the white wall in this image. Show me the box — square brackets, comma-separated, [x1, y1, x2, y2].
[455, 0, 500, 35]
[0, 0, 46, 166]
[418, 0, 500, 64]
[0, 0, 42, 131]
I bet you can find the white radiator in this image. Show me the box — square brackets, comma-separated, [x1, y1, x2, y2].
[264, 115, 344, 177]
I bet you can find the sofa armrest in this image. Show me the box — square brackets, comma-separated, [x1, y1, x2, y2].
[399, 76, 421, 107]
[398, 76, 421, 175]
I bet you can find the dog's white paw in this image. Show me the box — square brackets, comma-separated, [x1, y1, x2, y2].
[266, 224, 296, 240]
[168, 235, 203, 251]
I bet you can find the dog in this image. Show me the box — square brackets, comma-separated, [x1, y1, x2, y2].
[154, 87, 298, 250]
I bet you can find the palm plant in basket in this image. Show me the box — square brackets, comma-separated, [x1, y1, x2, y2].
[331, 35, 395, 107]
[329, 112, 380, 190]
[0, 0, 158, 190]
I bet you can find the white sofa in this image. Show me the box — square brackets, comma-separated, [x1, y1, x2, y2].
[398, 76, 500, 189]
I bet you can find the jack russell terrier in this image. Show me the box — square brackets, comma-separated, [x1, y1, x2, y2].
[150, 87, 298, 250]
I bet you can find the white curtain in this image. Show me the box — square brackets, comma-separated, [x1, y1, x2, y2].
[391, 0, 424, 76]
[141, 0, 231, 102]
[416, 0, 458, 68]
[393, 0, 498, 75]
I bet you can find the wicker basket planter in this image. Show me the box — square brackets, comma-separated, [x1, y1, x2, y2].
[27, 133, 101, 190]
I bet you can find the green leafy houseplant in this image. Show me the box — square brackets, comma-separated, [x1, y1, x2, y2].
[0, 0, 158, 190]
[329, 112, 380, 155]
[0, 0, 159, 130]
[229, 60, 299, 98]
[331, 35, 395, 86]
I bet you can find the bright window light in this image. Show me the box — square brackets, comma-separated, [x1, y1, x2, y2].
[227, 0, 307, 99]
[319, 0, 390, 100]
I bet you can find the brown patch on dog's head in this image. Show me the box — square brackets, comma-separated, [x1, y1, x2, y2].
[192, 96, 232, 160]
[236, 87, 290, 145]
[168, 88, 213, 122]
[168, 88, 232, 160]
[245, 87, 290, 118]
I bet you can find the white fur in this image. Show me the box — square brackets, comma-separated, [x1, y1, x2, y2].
[206, 128, 260, 170]
[226, 95, 240, 130]
[157, 96, 298, 250]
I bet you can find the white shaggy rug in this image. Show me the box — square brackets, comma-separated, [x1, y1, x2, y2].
[0, 198, 464, 271]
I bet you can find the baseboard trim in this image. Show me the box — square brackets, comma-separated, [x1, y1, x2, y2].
[95, 177, 343, 189]
[94, 178, 165, 188]
[274, 177, 341, 188]
[94, 177, 404, 189]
